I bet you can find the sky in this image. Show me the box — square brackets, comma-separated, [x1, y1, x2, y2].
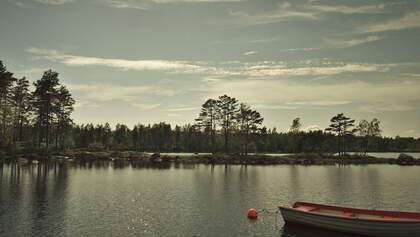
[1, 0, 419, 137]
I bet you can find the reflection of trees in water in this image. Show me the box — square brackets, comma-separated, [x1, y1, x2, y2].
[359, 166, 381, 209]
[65, 160, 175, 170]
[30, 162, 69, 236]
[326, 166, 354, 205]
[0, 162, 70, 236]
[0, 161, 3, 179]
[76, 160, 111, 169]
[129, 161, 171, 170]
[0, 163, 23, 235]
[288, 165, 300, 201]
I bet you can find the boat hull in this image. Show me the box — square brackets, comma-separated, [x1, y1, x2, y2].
[280, 207, 420, 237]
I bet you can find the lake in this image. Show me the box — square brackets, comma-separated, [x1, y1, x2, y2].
[1, 162, 419, 236]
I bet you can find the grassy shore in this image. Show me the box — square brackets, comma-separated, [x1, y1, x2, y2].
[1, 150, 419, 166]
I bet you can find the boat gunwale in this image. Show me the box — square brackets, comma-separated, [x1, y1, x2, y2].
[279, 202, 420, 223]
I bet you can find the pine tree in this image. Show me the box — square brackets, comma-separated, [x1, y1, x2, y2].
[55, 85, 75, 149]
[216, 95, 238, 153]
[326, 113, 356, 157]
[0, 61, 16, 143]
[237, 103, 263, 155]
[31, 70, 60, 151]
[195, 99, 218, 153]
[11, 77, 30, 142]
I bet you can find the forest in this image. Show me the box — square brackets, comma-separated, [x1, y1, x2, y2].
[1, 60, 419, 158]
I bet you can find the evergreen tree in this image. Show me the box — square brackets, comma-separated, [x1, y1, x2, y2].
[326, 113, 356, 157]
[0, 61, 16, 143]
[290, 118, 301, 133]
[103, 122, 112, 149]
[31, 70, 60, 151]
[195, 99, 218, 153]
[11, 77, 30, 142]
[55, 85, 75, 149]
[237, 103, 263, 155]
[216, 95, 238, 153]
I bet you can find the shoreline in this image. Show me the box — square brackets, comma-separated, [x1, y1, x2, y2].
[1, 151, 419, 166]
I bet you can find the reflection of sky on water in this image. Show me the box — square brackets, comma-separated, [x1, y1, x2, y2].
[0, 162, 419, 236]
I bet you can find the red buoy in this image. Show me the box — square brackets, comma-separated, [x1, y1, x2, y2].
[247, 209, 258, 219]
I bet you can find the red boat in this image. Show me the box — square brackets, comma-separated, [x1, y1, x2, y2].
[279, 202, 420, 237]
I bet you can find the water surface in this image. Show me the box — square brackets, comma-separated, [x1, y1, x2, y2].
[1, 162, 419, 236]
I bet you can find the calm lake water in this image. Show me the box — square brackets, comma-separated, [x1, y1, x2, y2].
[1, 162, 420, 236]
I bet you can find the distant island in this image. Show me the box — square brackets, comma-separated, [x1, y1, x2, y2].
[1, 61, 419, 165]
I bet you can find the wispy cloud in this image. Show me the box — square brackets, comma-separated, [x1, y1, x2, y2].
[201, 77, 221, 83]
[243, 50, 258, 56]
[359, 102, 414, 112]
[307, 3, 385, 14]
[73, 100, 100, 109]
[68, 84, 176, 102]
[34, 0, 74, 5]
[14, 67, 47, 76]
[12, 1, 27, 7]
[164, 107, 197, 112]
[230, 2, 317, 25]
[153, 0, 243, 2]
[287, 100, 351, 106]
[240, 63, 387, 77]
[280, 47, 320, 52]
[28, 47, 204, 73]
[132, 103, 161, 110]
[247, 38, 279, 44]
[106, 0, 243, 10]
[324, 36, 382, 48]
[359, 11, 420, 33]
[27, 47, 397, 77]
[108, 0, 148, 10]
[200, 79, 420, 112]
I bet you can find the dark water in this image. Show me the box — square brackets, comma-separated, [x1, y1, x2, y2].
[1, 162, 419, 236]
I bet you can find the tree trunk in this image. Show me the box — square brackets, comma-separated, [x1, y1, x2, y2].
[365, 136, 369, 155]
[19, 119, 23, 142]
[224, 127, 228, 153]
[245, 130, 249, 156]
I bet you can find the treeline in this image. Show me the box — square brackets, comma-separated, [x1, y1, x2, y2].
[0, 61, 75, 154]
[1, 60, 419, 157]
[67, 122, 420, 153]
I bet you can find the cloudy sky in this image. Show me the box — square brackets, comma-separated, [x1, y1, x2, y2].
[1, 0, 420, 137]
